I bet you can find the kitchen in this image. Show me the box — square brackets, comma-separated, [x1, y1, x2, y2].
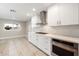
[28, 3, 79, 56]
[0, 3, 79, 56]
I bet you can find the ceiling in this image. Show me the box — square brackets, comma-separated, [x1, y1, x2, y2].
[0, 3, 52, 21]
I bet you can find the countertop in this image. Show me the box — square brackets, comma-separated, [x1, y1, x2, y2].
[36, 32, 79, 44]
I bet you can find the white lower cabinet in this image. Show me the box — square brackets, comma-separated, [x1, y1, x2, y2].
[29, 33, 52, 55]
[28, 32, 33, 43]
[36, 35, 52, 55]
[28, 32, 37, 45]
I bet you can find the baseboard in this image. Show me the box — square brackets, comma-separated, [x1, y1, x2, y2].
[0, 35, 26, 40]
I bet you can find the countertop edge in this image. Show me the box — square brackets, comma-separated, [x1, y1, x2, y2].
[36, 32, 79, 44]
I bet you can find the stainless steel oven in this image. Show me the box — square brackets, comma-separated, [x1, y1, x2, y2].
[52, 38, 78, 56]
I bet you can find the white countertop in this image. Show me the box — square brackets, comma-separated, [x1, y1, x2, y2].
[36, 32, 79, 44]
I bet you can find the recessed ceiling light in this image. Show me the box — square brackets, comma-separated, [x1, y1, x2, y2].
[32, 8, 36, 11]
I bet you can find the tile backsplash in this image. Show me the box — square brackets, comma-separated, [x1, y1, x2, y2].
[43, 25, 79, 38]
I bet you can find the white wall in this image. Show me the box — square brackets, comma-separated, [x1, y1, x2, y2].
[0, 19, 26, 39]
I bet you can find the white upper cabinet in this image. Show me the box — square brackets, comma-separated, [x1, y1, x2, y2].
[47, 4, 59, 26]
[58, 4, 74, 25]
[47, 3, 79, 26]
[73, 4, 79, 24]
[58, 3, 79, 25]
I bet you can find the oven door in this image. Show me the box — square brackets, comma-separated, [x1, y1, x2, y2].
[52, 39, 78, 56]
[52, 45, 74, 56]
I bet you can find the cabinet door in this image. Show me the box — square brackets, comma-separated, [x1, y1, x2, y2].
[28, 32, 38, 46]
[28, 32, 32, 42]
[58, 3, 78, 25]
[29, 32, 36, 44]
[73, 4, 79, 24]
[38, 36, 52, 55]
[32, 34, 39, 46]
[47, 4, 59, 26]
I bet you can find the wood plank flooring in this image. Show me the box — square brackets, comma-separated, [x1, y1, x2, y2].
[0, 38, 46, 56]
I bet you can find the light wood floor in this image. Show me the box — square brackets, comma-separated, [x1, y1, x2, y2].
[0, 38, 46, 56]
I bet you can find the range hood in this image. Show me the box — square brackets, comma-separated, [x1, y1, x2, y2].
[36, 11, 47, 25]
[40, 11, 47, 25]
[31, 11, 47, 28]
